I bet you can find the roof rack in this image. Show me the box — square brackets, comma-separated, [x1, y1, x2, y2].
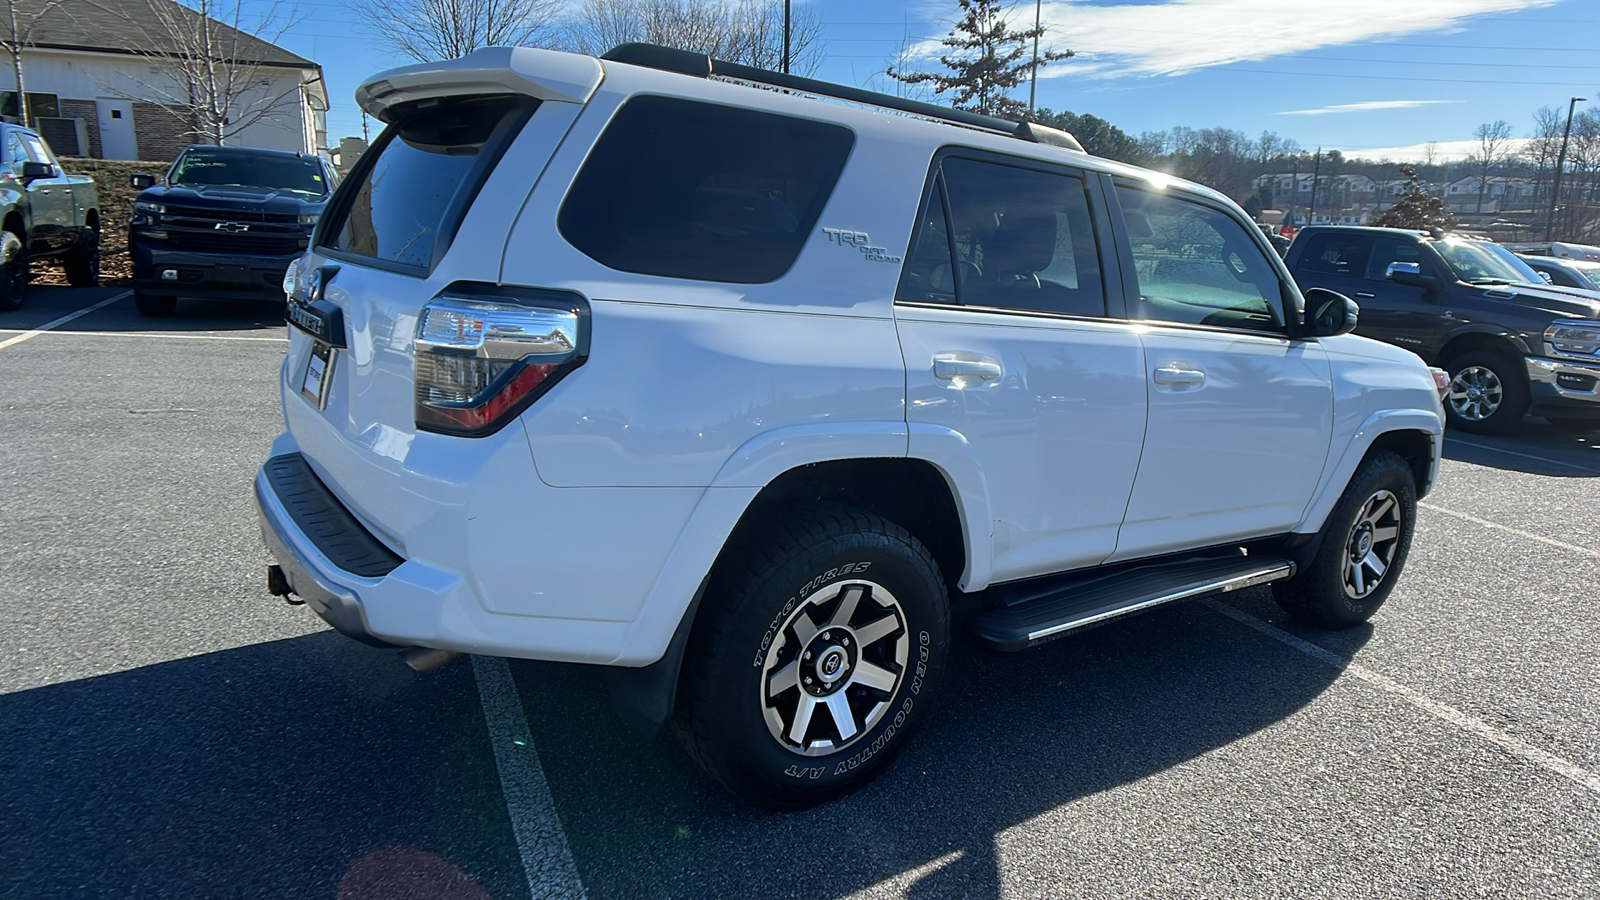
[600, 43, 1083, 153]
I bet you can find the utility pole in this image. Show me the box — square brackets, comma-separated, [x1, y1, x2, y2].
[1287, 154, 1300, 228]
[1545, 95, 1585, 241]
[1307, 149, 1323, 226]
[1027, 0, 1041, 116]
[782, 0, 790, 74]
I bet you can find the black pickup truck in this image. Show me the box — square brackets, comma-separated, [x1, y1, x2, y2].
[0, 122, 100, 311]
[1286, 226, 1600, 434]
[129, 145, 334, 317]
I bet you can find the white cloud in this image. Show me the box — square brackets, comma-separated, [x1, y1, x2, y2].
[957, 0, 1565, 78]
[1279, 100, 1459, 116]
[1335, 137, 1534, 162]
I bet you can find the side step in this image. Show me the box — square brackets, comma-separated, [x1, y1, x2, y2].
[973, 551, 1294, 651]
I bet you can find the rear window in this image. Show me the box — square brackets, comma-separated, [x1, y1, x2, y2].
[558, 96, 855, 284]
[322, 95, 533, 272]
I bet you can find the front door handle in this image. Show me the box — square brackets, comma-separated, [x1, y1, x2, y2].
[1354, 291, 1376, 299]
[933, 353, 1002, 382]
[1152, 364, 1206, 387]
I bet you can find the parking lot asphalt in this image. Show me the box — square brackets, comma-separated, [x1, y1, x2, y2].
[3, 286, 1598, 899]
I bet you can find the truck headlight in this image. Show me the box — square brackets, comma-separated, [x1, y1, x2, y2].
[298, 213, 319, 226]
[1545, 320, 1600, 357]
[133, 200, 165, 216]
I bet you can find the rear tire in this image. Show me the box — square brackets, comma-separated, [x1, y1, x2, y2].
[1273, 451, 1417, 629]
[1442, 350, 1529, 434]
[134, 290, 177, 317]
[676, 503, 949, 809]
[63, 227, 100, 287]
[0, 231, 25, 312]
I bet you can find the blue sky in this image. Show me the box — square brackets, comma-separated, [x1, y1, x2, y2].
[264, 0, 1600, 162]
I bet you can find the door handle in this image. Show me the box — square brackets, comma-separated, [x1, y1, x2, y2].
[1354, 291, 1375, 299]
[1152, 364, 1206, 387]
[933, 353, 1002, 382]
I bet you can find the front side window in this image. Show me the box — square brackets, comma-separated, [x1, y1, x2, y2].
[169, 149, 327, 196]
[324, 95, 532, 272]
[18, 132, 56, 167]
[558, 96, 854, 284]
[1364, 236, 1427, 281]
[895, 156, 1106, 317]
[1117, 186, 1287, 332]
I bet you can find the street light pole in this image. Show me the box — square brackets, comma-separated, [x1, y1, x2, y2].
[782, 0, 791, 74]
[1028, 0, 1041, 116]
[1545, 95, 1585, 242]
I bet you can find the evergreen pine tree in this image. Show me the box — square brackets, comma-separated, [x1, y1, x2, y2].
[887, 0, 1072, 118]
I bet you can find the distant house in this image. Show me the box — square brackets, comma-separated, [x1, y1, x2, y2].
[3, 0, 326, 161]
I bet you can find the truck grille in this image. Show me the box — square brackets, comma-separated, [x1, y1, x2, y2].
[167, 231, 304, 255]
[165, 205, 300, 225]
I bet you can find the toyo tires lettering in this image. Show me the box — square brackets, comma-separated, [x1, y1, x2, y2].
[826, 630, 930, 777]
[751, 562, 872, 667]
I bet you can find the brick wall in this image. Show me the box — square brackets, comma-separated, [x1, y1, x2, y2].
[57, 98, 101, 160]
[132, 103, 192, 162]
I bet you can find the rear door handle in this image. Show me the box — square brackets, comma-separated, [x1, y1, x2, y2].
[933, 353, 1002, 382]
[1152, 364, 1206, 387]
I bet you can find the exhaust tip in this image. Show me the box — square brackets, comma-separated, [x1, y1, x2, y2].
[400, 647, 461, 673]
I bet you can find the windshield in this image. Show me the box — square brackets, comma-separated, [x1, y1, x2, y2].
[168, 150, 328, 196]
[1433, 239, 1543, 285]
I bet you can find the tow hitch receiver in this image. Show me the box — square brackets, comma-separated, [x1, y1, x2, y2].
[266, 564, 303, 604]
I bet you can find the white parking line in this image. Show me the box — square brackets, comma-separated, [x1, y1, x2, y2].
[0, 328, 286, 343]
[0, 290, 131, 351]
[1204, 600, 1600, 797]
[471, 655, 588, 900]
[1420, 502, 1600, 560]
[1446, 437, 1600, 475]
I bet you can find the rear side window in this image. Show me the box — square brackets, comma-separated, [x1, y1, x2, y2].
[1296, 232, 1373, 278]
[322, 95, 533, 272]
[558, 96, 854, 284]
[896, 157, 1106, 317]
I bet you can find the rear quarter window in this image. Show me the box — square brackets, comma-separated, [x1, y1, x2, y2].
[321, 95, 534, 273]
[557, 96, 855, 284]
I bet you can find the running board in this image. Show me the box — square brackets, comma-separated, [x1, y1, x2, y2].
[973, 552, 1295, 651]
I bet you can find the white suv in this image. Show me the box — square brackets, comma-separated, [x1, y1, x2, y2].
[256, 44, 1445, 808]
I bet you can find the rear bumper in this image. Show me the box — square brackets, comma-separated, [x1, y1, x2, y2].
[1526, 356, 1600, 419]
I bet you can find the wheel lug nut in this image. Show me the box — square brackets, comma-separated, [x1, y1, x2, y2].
[822, 631, 831, 641]
[804, 651, 812, 660]
[804, 676, 812, 684]
[841, 637, 850, 646]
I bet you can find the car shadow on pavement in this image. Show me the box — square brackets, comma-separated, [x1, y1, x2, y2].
[1443, 426, 1600, 477]
[510, 592, 1369, 900]
[0, 286, 286, 335]
[0, 631, 531, 900]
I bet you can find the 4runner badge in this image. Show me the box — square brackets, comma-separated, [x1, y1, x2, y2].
[822, 227, 902, 264]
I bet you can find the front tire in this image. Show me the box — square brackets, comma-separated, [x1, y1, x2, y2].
[134, 290, 177, 317]
[677, 503, 949, 809]
[0, 231, 25, 312]
[1443, 350, 1529, 434]
[63, 227, 100, 287]
[1273, 451, 1417, 629]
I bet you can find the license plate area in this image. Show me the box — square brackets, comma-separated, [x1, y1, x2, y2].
[300, 341, 336, 409]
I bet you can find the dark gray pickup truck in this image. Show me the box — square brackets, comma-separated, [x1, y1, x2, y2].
[0, 122, 99, 310]
[1286, 226, 1600, 434]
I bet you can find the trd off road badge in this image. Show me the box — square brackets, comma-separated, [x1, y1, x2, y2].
[822, 227, 902, 264]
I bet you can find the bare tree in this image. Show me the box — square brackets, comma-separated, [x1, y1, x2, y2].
[354, 0, 563, 63]
[1468, 119, 1515, 214]
[562, 0, 823, 75]
[1529, 105, 1565, 212]
[2, 0, 69, 124]
[94, 0, 314, 146]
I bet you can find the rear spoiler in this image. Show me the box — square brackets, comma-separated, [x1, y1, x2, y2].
[355, 47, 604, 122]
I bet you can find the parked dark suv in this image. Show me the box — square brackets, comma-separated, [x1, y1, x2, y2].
[129, 145, 334, 317]
[1286, 226, 1600, 433]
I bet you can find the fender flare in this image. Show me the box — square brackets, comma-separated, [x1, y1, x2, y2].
[1296, 408, 1442, 535]
[1435, 323, 1532, 363]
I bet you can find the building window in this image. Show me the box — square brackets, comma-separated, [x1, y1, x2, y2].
[0, 91, 59, 123]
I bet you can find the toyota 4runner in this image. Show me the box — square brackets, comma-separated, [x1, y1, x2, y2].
[256, 44, 1445, 808]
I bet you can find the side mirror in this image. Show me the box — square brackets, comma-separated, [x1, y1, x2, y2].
[19, 160, 52, 181]
[1303, 287, 1359, 337]
[129, 173, 157, 189]
[1386, 260, 1439, 291]
[1538, 271, 1553, 284]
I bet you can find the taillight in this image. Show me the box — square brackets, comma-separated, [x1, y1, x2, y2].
[413, 286, 587, 436]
